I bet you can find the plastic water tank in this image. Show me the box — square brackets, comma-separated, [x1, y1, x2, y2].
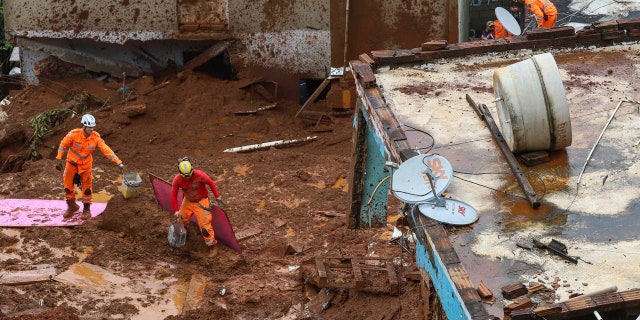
[493, 52, 572, 153]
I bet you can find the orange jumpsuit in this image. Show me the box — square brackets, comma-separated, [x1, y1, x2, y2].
[56, 128, 122, 204]
[171, 169, 221, 247]
[524, 0, 557, 28]
[494, 20, 512, 38]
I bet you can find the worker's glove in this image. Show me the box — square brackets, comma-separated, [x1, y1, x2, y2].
[543, 14, 548, 21]
[216, 198, 228, 206]
[174, 211, 182, 219]
[118, 163, 125, 169]
[55, 159, 64, 171]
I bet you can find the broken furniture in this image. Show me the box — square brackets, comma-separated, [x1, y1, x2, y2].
[315, 256, 399, 295]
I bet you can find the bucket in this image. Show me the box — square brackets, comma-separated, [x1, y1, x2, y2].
[493, 52, 572, 153]
[121, 172, 142, 199]
[168, 220, 187, 248]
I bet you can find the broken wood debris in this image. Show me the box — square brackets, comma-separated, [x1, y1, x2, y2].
[421, 40, 448, 51]
[178, 41, 233, 75]
[295, 78, 331, 118]
[519, 151, 550, 167]
[234, 103, 277, 115]
[141, 81, 170, 96]
[504, 297, 533, 316]
[312, 210, 346, 218]
[0, 267, 57, 285]
[529, 288, 639, 319]
[182, 274, 209, 314]
[314, 256, 399, 295]
[306, 288, 336, 314]
[223, 136, 318, 153]
[234, 227, 262, 241]
[532, 238, 578, 264]
[121, 103, 147, 118]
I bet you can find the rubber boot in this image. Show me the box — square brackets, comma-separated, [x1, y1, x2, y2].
[81, 203, 91, 220]
[64, 200, 79, 218]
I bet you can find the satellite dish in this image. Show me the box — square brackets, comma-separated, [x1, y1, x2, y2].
[495, 6, 522, 36]
[418, 199, 479, 226]
[391, 154, 453, 203]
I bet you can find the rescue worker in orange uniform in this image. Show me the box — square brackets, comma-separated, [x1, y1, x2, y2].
[519, 0, 557, 29]
[56, 114, 124, 219]
[493, 20, 512, 38]
[171, 157, 226, 251]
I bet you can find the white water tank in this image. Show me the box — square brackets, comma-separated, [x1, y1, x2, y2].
[493, 52, 572, 153]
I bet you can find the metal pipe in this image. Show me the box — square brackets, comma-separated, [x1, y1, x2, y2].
[593, 310, 603, 320]
[577, 99, 639, 186]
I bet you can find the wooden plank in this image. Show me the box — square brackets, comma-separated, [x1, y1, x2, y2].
[316, 258, 328, 287]
[504, 298, 533, 315]
[370, 49, 414, 65]
[294, 78, 331, 118]
[0, 268, 56, 285]
[386, 261, 398, 296]
[592, 20, 619, 31]
[421, 40, 448, 51]
[182, 274, 208, 314]
[617, 18, 640, 29]
[358, 53, 375, 66]
[180, 41, 232, 72]
[235, 227, 262, 240]
[351, 258, 364, 290]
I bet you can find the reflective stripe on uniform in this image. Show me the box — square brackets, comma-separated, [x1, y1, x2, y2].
[542, 0, 549, 10]
[70, 149, 88, 159]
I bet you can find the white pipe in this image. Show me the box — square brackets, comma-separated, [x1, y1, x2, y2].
[223, 136, 317, 153]
[593, 310, 603, 320]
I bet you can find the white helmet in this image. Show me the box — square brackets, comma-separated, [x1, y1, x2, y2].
[81, 114, 96, 127]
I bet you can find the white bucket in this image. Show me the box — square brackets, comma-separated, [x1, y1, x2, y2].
[493, 52, 572, 153]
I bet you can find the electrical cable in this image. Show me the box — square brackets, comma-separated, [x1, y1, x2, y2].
[402, 124, 435, 153]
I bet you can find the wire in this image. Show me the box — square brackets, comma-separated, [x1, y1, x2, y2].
[367, 175, 390, 205]
[402, 124, 435, 153]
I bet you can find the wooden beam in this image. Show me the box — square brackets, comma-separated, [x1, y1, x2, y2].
[466, 95, 540, 208]
[294, 78, 331, 118]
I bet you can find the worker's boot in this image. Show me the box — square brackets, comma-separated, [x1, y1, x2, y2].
[80, 203, 91, 220]
[64, 200, 79, 218]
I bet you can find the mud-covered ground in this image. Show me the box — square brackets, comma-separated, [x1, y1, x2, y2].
[0, 65, 420, 319]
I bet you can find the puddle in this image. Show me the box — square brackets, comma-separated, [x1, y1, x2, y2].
[1, 228, 190, 319]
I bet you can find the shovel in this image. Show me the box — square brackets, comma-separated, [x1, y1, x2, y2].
[234, 103, 277, 115]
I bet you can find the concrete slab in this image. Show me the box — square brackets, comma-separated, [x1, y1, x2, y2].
[374, 42, 640, 317]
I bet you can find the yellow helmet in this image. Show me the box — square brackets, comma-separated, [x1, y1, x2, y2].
[178, 159, 193, 177]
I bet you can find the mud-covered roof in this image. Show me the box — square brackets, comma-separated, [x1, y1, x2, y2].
[374, 41, 640, 317]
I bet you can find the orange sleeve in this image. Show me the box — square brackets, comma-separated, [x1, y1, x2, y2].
[56, 129, 78, 160]
[525, 0, 544, 25]
[94, 133, 122, 165]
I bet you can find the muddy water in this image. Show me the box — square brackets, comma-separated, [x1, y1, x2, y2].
[1, 227, 192, 319]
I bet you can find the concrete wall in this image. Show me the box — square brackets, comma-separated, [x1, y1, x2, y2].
[3, 0, 459, 95]
[330, 0, 458, 68]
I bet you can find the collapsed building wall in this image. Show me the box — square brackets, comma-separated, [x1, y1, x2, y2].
[3, 0, 458, 98]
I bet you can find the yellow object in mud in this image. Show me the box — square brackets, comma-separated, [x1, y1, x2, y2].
[121, 172, 142, 199]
